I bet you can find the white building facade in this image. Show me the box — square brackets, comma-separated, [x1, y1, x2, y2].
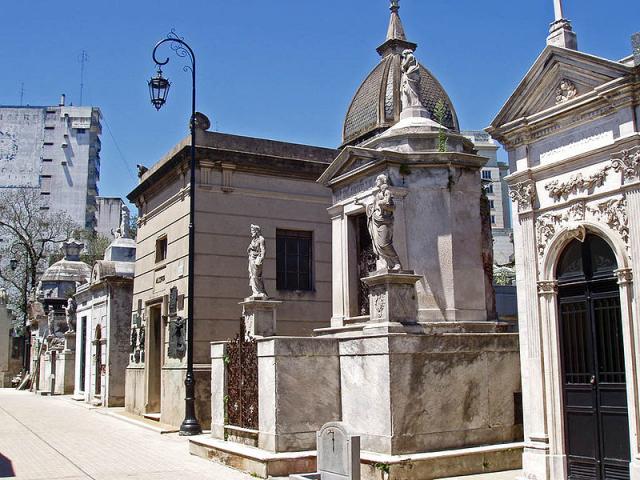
[489, 8, 640, 480]
[0, 95, 102, 230]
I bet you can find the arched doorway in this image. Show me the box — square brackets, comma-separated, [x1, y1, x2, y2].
[557, 234, 630, 479]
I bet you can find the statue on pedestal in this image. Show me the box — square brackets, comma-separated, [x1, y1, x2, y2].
[401, 49, 422, 110]
[359, 175, 402, 271]
[247, 224, 267, 298]
[64, 298, 77, 333]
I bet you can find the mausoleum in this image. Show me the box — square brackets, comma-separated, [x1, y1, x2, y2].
[193, 3, 523, 479]
[488, 2, 640, 478]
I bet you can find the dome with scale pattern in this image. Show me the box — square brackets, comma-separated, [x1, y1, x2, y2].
[342, 2, 459, 147]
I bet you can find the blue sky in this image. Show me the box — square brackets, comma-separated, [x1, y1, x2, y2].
[0, 0, 638, 203]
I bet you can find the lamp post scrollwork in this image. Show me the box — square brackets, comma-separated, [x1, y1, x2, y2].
[149, 29, 202, 436]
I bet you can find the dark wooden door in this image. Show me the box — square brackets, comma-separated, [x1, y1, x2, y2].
[557, 235, 630, 480]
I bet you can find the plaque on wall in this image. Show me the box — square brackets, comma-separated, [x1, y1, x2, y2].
[169, 287, 178, 316]
[168, 317, 186, 359]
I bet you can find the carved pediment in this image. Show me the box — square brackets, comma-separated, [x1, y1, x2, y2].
[491, 46, 632, 129]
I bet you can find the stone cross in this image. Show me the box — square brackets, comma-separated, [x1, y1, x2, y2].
[553, 0, 564, 21]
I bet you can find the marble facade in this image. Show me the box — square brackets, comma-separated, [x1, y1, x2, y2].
[488, 13, 640, 480]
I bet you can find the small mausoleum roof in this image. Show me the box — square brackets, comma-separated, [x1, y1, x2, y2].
[342, 1, 459, 147]
[39, 239, 91, 284]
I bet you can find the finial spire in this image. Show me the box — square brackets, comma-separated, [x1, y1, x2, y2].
[377, 0, 416, 57]
[386, 0, 406, 42]
[547, 0, 577, 50]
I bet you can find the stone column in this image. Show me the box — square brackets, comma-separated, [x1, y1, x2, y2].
[537, 280, 567, 480]
[239, 298, 281, 338]
[210, 342, 227, 440]
[329, 206, 346, 327]
[623, 186, 640, 478]
[509, 175, 549, 479]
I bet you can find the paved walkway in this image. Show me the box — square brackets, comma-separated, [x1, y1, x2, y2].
[0, 389, 252, 480]
[0, 389, 522, 480]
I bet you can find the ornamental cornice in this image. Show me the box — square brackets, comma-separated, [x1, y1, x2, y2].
[545, 168, 610, 201]
[509, 179, 537, 212]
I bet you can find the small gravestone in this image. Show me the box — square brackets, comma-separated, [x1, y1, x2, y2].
[290, 422, 360, 480]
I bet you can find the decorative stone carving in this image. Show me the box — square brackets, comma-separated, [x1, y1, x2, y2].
[611, 146, 640, 180]
[536, 197, 629, 258]
[358, 174, 402, 270]
[247, 224, 267, 298]
[615, 268, 633, 285]
[130, 328, 137, 354]
[167, 317, 186, 359]
[537, 281, 558, 295]
[555, 79, 577, 104]
[0, 288, 7, 305]
[545, 167, 610, 201]
[400, 49, 422, 110]
[587, 198, 629, 244]
[509, 180, 537, 212]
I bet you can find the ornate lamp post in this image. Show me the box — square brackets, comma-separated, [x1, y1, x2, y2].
[149, 30, 202, 436]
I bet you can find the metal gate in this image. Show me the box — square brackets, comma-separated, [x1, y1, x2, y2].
[226, 320, 258, 429]
[557, 235, 630, 479]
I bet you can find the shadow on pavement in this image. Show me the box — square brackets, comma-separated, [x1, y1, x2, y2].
[0, 452, 15, 477]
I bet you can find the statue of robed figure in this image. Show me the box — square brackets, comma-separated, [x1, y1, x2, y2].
[247, 224, 267, 298]
[360, 175, 402, 271]
[401, 49, 422, 110]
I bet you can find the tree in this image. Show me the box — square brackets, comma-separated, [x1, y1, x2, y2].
[0, 188, 77, 324]
[76, 230, 111, 266]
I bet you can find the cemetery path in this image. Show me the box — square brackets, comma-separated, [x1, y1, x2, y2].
[0, 389, 253, 480]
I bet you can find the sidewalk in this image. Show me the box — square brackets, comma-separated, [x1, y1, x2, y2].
[0, 389, 253, 479]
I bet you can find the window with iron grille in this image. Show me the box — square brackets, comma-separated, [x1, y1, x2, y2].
[276, 230, 312, 291]
[482, 170, 492, 180]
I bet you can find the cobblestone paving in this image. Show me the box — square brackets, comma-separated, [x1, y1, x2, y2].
[0, 389, 252, 480]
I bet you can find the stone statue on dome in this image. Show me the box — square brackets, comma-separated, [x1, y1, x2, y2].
[401, 49, 422, 110]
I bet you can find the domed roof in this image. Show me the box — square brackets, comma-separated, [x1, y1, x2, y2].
[342, 2, 459, 146]
[40, 240, 91, 284]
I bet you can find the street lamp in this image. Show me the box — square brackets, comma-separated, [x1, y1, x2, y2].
[149, 29, 202, 436]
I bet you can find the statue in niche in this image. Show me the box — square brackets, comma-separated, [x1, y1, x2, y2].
[64, 297, 77, 332]
[401, 49, 422, 110]
[0, 288, 7, 305]
[358, 175, 402, 271]
[247, 224, 267, 298]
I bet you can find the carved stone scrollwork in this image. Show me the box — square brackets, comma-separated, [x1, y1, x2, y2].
[586, 198, 629, 245]
[545, 167, 610, 201]
[536, 197, 629, 259]
[615, 268, 633, 285]
[611, 146, 640, 181]
[537, 281, 558, 296]
[555, 79, 577, 104]
[509, 180, 537, 212]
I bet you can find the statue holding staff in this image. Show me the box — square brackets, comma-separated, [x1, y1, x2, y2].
[247, 224, 267, 297]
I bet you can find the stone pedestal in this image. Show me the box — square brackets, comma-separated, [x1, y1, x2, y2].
[361, 270, 422, 335]
[239, 297, 282, 338]
[64, 331, 76, 353]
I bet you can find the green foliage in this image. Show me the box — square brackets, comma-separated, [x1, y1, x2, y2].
[398, 164, 411, 176]
[374, 462, 390, 474]
[434, 99, 448, 153]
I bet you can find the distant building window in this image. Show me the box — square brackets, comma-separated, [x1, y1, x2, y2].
[155, 236, 168, 263]
[42, 158, 53, 162]
[76, 128, 86, 134]
[486, 184, 494, 194]
[489, 200, 495, 209]
[491, 215, 496, 225]
[40, 192, 50, 196]
[276, 230, 313, 291]
[482, 170, 492, 180]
